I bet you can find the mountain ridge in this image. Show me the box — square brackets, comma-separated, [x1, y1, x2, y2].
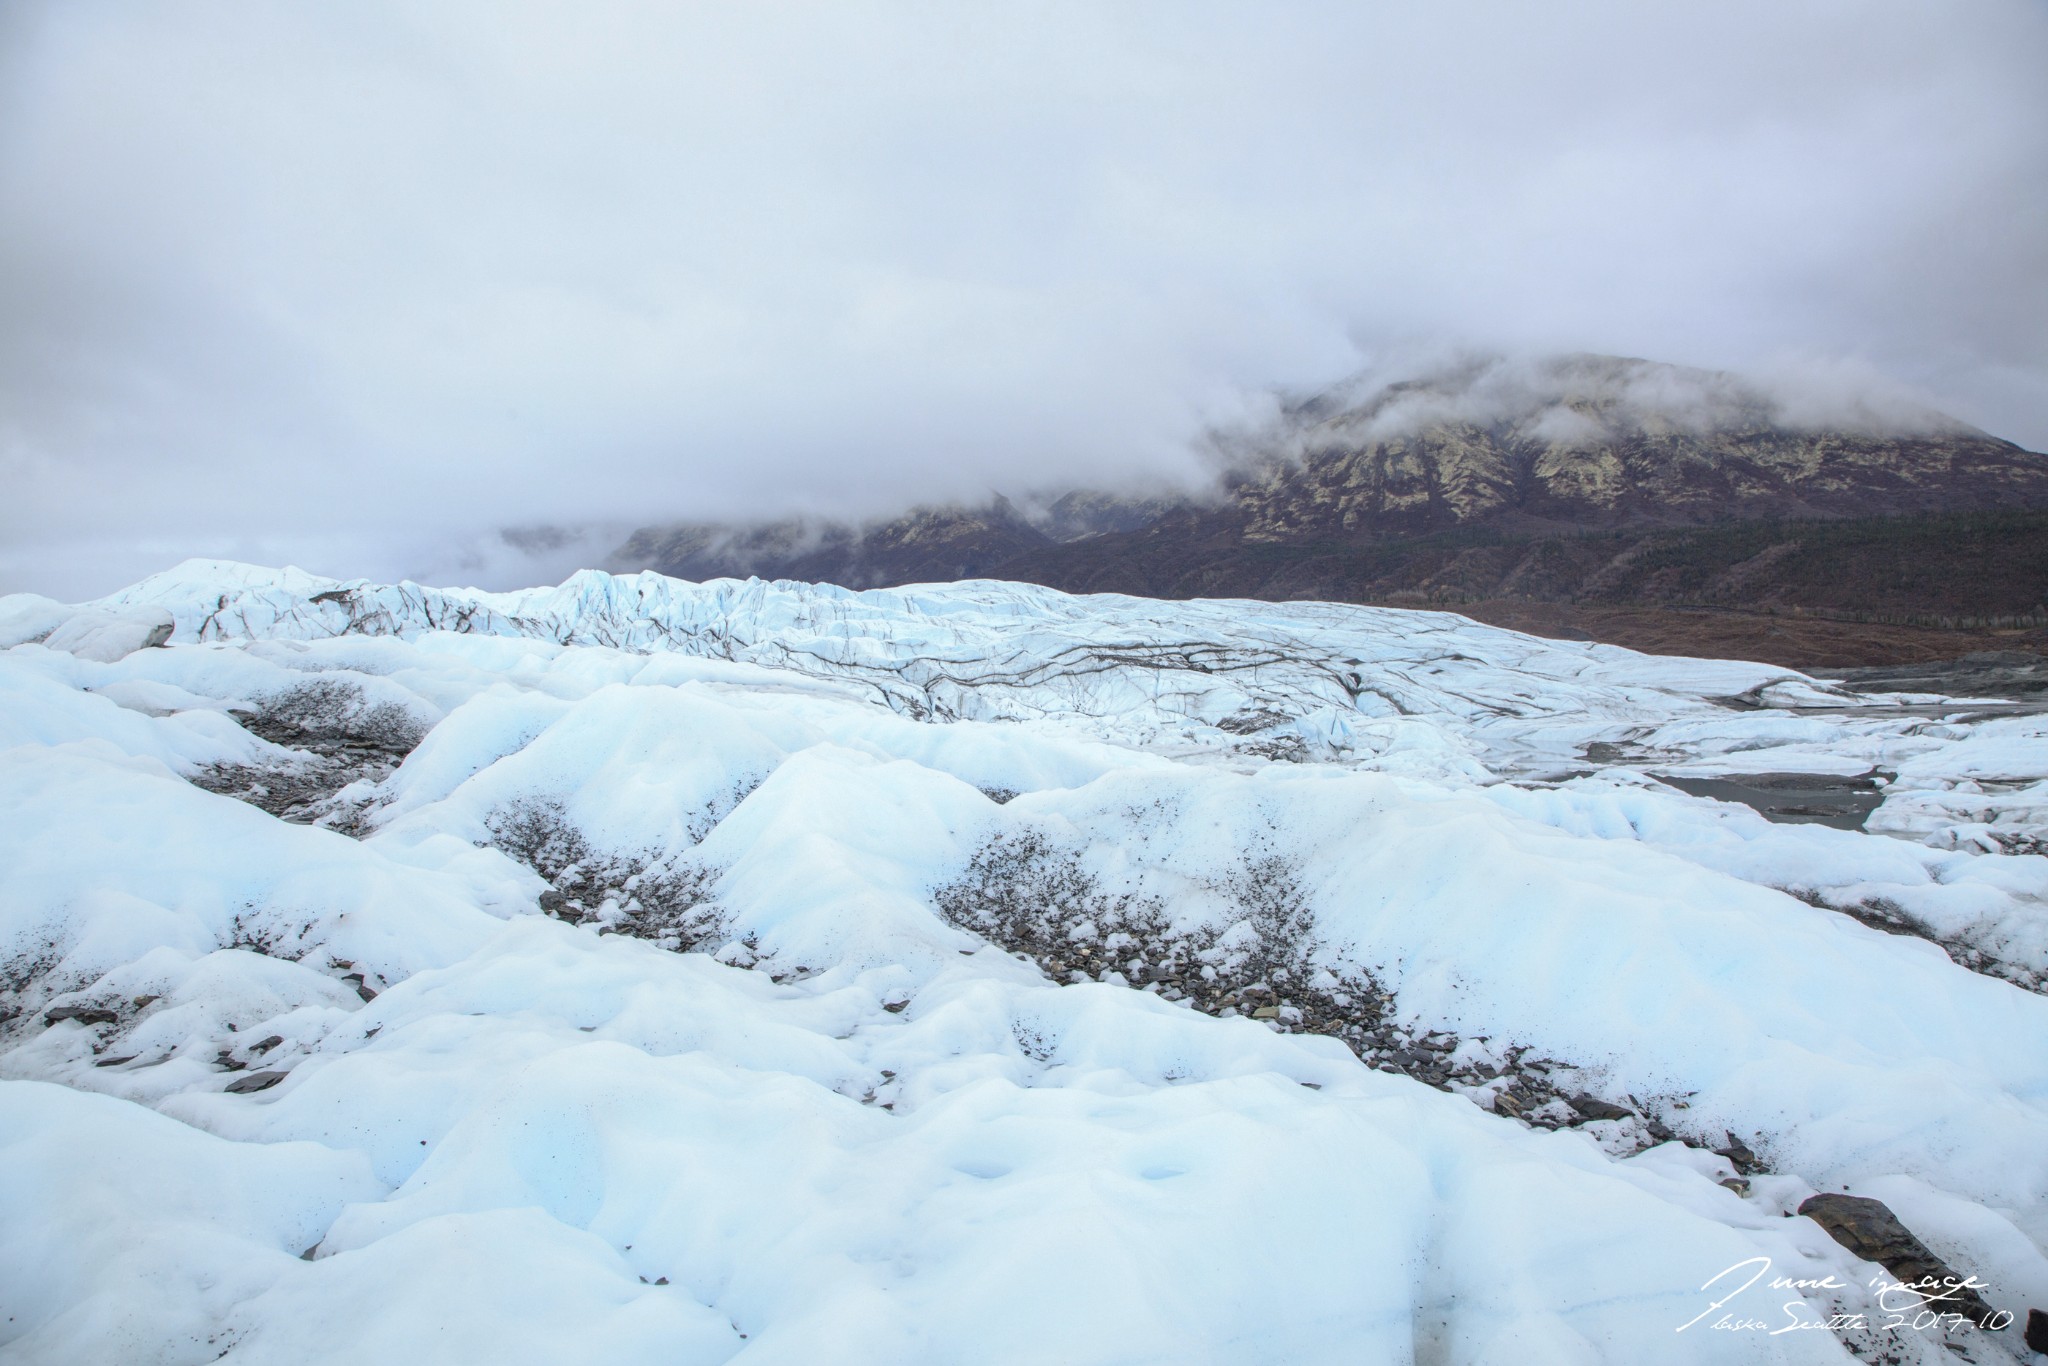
[610, 354, 2048, 665]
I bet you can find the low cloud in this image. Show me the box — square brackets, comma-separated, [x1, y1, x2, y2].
[2, 1, 2044, 597]
[1288, 349, 1973, 453]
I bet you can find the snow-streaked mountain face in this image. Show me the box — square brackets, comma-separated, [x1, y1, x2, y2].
[5, 561, 2048, 1365]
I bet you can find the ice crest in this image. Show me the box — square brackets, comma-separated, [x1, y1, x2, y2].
[2, 561, 2044, 1364]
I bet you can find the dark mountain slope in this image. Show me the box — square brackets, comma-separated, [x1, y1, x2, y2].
[609, 355, 2048, 666]
[1223, 353, 2047, 538]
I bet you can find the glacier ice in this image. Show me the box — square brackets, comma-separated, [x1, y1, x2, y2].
[3, 562, 2046, 1365]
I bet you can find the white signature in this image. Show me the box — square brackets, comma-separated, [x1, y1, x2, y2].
[1676, 1256, 2012, 1335]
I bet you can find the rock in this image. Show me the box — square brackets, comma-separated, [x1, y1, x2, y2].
[1796, 1194, 1997, 1326]
[1569, 1094, 1634, 1123]
[882, 1000, 909, 1014]
[43, 1005, 118, 1027]
[225, 1070, 288, 1094]
[1716, 1133, 1759, 1172]
[1493, 1093, 1525, 1117]
[2025, 1308, 2048, 1355]
[1251, 1005, 1281, 1020]
[1718, 1177, 1750, 1198]
[93, 1055, 137, 1068]
[41, 605, 176, 662]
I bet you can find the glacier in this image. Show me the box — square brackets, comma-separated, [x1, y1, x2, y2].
[3, 560, 2047, 1365]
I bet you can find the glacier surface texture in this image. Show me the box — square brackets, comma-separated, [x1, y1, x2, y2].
[3, 561, 2047, 1364]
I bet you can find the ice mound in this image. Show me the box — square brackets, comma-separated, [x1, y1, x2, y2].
[0, 593, 73, 649]
[39, 603, 176, 662]
[4, 562, 2046, 1364]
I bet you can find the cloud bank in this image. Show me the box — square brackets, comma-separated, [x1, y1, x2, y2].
[2, 1, 2044, 595]
[1286, 349, 1980, 450]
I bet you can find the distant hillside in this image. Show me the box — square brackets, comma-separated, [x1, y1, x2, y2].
[610, 354, 2048, 666]
[612, 491, 1184, 591]
[1223, 353, 2046, 537]
[999, 509, 2048, 624]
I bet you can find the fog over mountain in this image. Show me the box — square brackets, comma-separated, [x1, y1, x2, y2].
[2, 2, 2045, 595]
[1279, 351, 1983, 447]
[12, 12, 2048, 1356]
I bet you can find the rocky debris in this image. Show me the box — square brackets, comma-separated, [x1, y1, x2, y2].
[224, 1070, 288, 1094]
[1233, 734, 1311, 763]
[193, 679, 428, 831]
[43, 1004, 118, 1028]
[1215, 710, 1309, 760]
[1824, 894, 2046, 997]
[1216, 708, 1296, 735]
[932, 830, 1702, 1157]
[484, 801, 727, 950]
[1797, 1193, 1999, 1328]
[192, 763, 368, 829]
[1716, 1132, 1761, 1176]
[1568, 1094, 1634, 1123]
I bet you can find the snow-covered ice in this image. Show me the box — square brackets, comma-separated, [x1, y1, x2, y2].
[4, 561, 2046, 1364]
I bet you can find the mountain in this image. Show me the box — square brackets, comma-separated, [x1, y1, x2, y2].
[1219, 352, 2045, 536]
[612, 496, 1043, 589]
[611, 355, 2048, 665]
[611, 490, 1186, 591]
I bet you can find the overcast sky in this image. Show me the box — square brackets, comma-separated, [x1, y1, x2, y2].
[3, 0, 2045, 596]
